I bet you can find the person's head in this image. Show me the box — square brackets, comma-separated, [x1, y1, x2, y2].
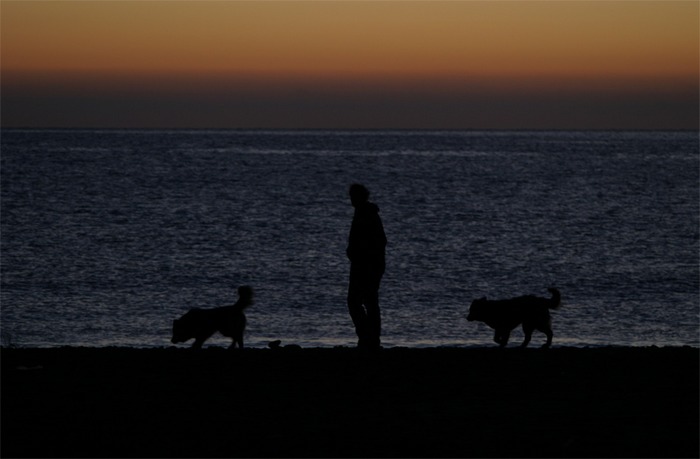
[238, 285, 254, 304]
[349, 183, 370, 207]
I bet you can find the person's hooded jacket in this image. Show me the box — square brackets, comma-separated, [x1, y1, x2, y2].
[347, 201, 387, 266]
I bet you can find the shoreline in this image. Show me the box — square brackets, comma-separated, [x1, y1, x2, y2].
[2, 346, 698, 458]
[4, 340, 698, 349]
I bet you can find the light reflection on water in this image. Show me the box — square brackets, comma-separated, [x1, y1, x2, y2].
[1, 130, 698, 349]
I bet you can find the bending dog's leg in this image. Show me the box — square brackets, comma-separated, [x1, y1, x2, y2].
[493, 330, 501, 345]
[192, 331, 214, 349]
[542, 327, 553, 348]
[496, 329, 510, 347]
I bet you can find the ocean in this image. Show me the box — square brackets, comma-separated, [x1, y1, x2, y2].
[1, 130, 698, 348]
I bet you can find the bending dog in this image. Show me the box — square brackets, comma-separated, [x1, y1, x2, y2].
[171, 286, 254, 349]
[467, 288, 561, 348]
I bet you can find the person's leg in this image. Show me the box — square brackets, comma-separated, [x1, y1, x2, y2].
[348, 267, 367, 345]
[363, 269, 383, 349]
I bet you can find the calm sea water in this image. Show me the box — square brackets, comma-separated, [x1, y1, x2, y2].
[1, 130, 698, 348]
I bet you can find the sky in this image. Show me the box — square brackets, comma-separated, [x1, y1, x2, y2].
[1, 1, 698, 129]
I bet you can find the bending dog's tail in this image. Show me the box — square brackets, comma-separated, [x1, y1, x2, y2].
[547, 288, 561, 309]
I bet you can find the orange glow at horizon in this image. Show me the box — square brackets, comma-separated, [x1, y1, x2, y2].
[2, 1, 697, 129]
[3, 1, 698, 80]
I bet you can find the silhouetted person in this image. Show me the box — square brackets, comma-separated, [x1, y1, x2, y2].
[346, 184, 387, 350]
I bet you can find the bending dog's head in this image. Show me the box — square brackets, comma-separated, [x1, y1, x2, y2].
[467, 297, 489, 322]
[171, 310, 199, 344]
[171, 318, 188, 344]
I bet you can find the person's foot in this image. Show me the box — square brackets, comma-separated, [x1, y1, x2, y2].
[357, 337, 381, 351]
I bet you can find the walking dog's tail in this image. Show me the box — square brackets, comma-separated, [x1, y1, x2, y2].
[547, 288, 561, 309]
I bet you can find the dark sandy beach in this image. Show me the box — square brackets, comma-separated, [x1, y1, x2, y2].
[2, 346, 698, 458]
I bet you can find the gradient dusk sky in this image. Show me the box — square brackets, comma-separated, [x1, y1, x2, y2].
[2, 1, 698, 129]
